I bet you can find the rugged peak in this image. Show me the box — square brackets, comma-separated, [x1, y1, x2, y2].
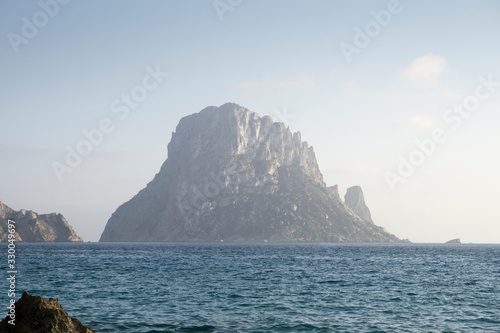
[166, 103, 324, 186]
[0, 200, 14, 218]
[344, 186, 373, 223]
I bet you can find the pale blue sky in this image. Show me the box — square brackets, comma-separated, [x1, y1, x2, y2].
[1, 0, 499, 242]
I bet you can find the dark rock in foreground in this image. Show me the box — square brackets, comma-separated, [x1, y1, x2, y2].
[0, 201, 82, 242]
[0, 291, 94, 333]
[100, 103, 403, 243]
[446, 238, 461, 244]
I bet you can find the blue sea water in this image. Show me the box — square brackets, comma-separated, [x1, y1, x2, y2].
[2, 243, 500, 332]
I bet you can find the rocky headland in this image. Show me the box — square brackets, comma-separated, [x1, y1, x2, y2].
[0, 201, 82, 242]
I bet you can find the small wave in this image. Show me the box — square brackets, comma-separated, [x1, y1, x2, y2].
[318, 280, 344, 284]
[178, 325, 217, 332]
[473, 317, 500, 324]
[268, 324, 333, 332]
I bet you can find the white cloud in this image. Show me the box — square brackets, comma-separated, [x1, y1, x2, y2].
[235, 74, 317, 95]
[400, 54, 447, 86]
[407, 114, 437, 131]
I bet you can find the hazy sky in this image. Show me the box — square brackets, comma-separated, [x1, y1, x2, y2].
[1, 0, 499, 243]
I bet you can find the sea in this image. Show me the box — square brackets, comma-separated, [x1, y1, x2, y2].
[2, 243, 500, 332]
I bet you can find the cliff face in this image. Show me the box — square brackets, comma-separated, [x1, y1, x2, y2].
[344, 186, 373, 223]
[100, 103, 401, 243]
[0, 201, 82, 242]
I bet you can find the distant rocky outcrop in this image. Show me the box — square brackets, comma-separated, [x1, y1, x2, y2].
[0, 201, 82, 242]
[0, 291, 94, 333]
[100, 103, 403, 243]
[446, 238, 461, 244]
[344, 186, 373, 223]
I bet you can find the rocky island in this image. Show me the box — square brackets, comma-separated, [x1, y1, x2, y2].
[446, 238, 461, 244]
[0, 201, 82, 242]
[100, 103, 404, 243]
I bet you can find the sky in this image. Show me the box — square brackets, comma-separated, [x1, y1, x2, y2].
[1, 0, 499, 243]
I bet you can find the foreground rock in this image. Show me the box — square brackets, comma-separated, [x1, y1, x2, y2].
[100, 103, 403, 243]
[0, 201, 82, 242]
[446, 238, 461, 244]
[0, 291, 94, 333]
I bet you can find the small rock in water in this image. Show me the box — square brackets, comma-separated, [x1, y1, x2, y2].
[446, 238, 461, 244]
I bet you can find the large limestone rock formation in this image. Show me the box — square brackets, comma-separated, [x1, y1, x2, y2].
[0, 201, 83, 242]
[344, 186, 373, 223]
[100, 103, 402, 243]
[0, 291, 94, 333]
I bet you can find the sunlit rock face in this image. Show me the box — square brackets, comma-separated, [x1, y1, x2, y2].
[100, 103, 401, 243]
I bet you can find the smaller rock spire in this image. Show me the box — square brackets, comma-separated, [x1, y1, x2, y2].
[344, 185, 373, 223]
